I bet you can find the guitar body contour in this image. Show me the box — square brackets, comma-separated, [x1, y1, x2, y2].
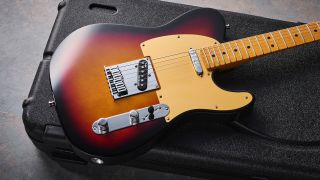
[50, 8, 253, 163]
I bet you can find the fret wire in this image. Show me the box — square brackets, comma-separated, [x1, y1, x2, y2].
[201, 48, 211, 68]
[240, 39, 249, 58]
[206, 47, 216, 67]
[235, 41, 243, 59]
[317, 22, 320, 29]
[254, 36, 263, 54]
[211, 47, 220, 66]
[278, 30, 288, 48]
[262, 34, 271, 52]
[305, 24, 315, 40]
[287, 28, 296, 45]
[216, 46, 226, 64]
[228, 42, 237, 61]
[222, 44, 231, 62]
[269, 32, 279, 49]
[296, 26, 305, 42]
[247, 38, 256, 56]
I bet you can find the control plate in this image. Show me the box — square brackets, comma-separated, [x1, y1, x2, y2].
[92, 104, 170, 134]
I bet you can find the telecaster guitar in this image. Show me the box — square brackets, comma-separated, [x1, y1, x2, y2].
[49, 8, 320, 164]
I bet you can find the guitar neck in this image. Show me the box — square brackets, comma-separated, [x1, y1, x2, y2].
[200, 22, 320, 71]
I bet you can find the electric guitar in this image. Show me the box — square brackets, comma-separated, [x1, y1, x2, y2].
[49, 8, 320, 164]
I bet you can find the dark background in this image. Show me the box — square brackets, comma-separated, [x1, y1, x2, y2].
[0, 0, 319, 179]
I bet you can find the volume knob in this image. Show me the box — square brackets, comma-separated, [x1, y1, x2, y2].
[129, 110, 139, 125]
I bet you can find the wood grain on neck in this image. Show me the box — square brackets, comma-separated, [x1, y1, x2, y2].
[200, 22, 320, 71]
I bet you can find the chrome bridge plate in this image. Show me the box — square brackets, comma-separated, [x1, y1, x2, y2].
[104, 57, 159, 100]
[92, 104, 170, 134]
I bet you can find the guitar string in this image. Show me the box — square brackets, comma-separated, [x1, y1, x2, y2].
[115, 23, 320, 73]
[117, 23, 320, 70]
[106, 23, 320, 78]
[112, 25, 320, 90]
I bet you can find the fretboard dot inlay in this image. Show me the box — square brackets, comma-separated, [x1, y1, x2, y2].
[267, 36, 271, 39]
[271, 44, 275, 47]
[212, 54, 216, 57]
[222, 52, 226, 55]
[315, 29, 318, 32]
[234, 49, 238, 52]
[295, 34, 298, 37]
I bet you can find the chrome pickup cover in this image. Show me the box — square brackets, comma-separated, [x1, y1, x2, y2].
[189, 48, 203, 76]
[104, 57, 159, 100]
[92, 104, 170, 134]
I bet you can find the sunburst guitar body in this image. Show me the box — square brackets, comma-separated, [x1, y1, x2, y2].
[50, 8, 320, 164]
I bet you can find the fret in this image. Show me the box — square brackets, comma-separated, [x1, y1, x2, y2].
[264, 33, 279, 52]
[257, 34, 271, 53]
[288, 27, 304, 45]
[208, 47, 220, 66]
[305, 24, 315, 41]
[221, 44, 231, 63]
[286, 28, 296, 46]
[248, 36, 263, 56]
[217, 46, 228, 64]
[296, 26, 305, 42]
[235, 42, 243, 60]
[201, 48, 213, 69]
[254, 36, 264, 55]
[269, 32, 280, 50]
[248, 38, 257, 56]
[229, 41, 243, 61]
[272, 31, 286, 50]
[298, 25, 313, 42]
[235, 40, 247, 59]
[280, 29, 294, 47]
[205, 48, 215, 68]
[212, 46, 225, 65]
[227, 42, 237, 62]
[307, 22, 320, 40]
[240, 39, 250, 58]
[276, 30, 288, 48]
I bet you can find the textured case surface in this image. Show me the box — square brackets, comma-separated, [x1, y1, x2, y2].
[23, 0, 320, 179]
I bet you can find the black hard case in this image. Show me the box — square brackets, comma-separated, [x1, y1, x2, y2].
[22, 0, 320, 179]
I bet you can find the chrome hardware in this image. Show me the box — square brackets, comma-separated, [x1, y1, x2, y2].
[92, 104, 170, 135]
[105, 67, 128, 97]
[226, 24, 230, 29]
[48, 100, 56, 107]
[104, 57, 159, 100]
[137, 60, 149, 91]
[91, 158, 104, 165]
[129, 110, 140, 125]
[189, 48, 203, 76]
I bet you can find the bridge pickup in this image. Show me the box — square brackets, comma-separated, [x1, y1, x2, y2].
[137, 59, 148, 91]
[104, 57, 159, 100]
[189, 48, 203, 76]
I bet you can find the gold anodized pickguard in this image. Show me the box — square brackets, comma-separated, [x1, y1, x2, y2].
[141, 35, 253, 122]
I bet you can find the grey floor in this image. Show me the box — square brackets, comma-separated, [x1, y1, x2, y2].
[0, 0, 319, 180]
